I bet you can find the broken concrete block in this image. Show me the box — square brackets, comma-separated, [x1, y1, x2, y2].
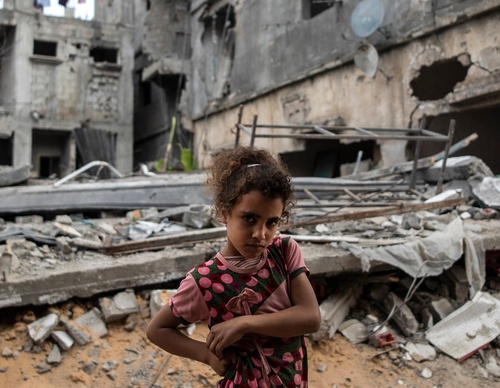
[15, 215, 44, 224]
[426, 291, 500, 361]
[182, 204, 212, 229]
[444, 265, 469, 304]
[150, 289, 176, 318]
[404, 342, 437, 362]
[51, 330, 74, 351]
[338, 319, 368, 343]
[312, 285, 362, 341]
[96, 221, 117, 235]
[424, 156, 493, 183]
[429, 298, 455, 322]
[76, 308, 108, 338]
[472, 177, 500, 210]
[47, 344, 63, 364]
[72, 236, 103, 250]
[126, 207, 159, 221]
[28, 313, 59, 344]
[62, 319, 92, 346]
[381, 292, 419, 337]
[99, 289, 139, 323]
[2, 347, 14, 358]
[56, 237, 73, 255]
[53, 222, 82, 238]
[402, 213, 422, 230]
[54, 215, 73, 225]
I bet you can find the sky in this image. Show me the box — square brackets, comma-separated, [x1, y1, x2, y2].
[43, 0, 95, 21]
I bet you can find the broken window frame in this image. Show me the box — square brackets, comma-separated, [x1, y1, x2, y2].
[234, 108, 456, 194]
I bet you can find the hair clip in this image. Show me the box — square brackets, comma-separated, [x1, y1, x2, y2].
[246, 164, 261, 168]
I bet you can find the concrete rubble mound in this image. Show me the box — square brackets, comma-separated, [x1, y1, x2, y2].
[0, 156, 499, 385]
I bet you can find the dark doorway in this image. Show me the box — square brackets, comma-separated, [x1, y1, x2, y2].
[417, 106, 500, 174]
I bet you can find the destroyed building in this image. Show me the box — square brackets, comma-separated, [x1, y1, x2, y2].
[0, 0, 135, 177]
[137, 0, 499, 175]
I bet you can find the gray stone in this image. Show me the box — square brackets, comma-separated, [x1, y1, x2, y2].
[35, 362, 52, 374]
[312, 285, 362, 341]
[102, 360, 117, 372]
[76, 308, 108, 338]
[2, 347, 14, 358]
[429, 298, 455, 322]
[51, 330, 74, 351]
[382, 292, 419, 337]
[424, 156, 493, 183]
[62, 319, 92, 346]
[402, 213, 422, 230]
[182, 204, 212, 229]
[338, 319, 368, 343]
[404, 342, 437, 362]
[444, 266, 469, 304]
[150, 289, 176, 318]
[56, 237, 73, 255]
[15, 215, 44, 224]
[99, 289, 139, 323]
[421, 367, 433, 379]
[28, 313, 59, 344]
[47, 344, 63, 364]
[473, 176, 500, 210]
[54, 215, 73, 225]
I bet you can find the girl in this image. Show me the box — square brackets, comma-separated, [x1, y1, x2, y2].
[146, 146, 321, 387]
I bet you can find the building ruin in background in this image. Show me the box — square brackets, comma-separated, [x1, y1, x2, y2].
[0, 0, 499, 178]
[184, 0, 500, 175]
[0, 0, 134, 178]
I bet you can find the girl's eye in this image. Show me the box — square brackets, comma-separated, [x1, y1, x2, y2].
[267, 220, 279, 227]
[243, 215, 255, 223]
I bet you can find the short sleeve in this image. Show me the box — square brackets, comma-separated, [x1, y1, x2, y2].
[283, 237, 310, 279]
[169, 272, 210, 325]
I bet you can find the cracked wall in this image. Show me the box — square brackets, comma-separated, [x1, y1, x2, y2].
[190, 0, 500, 173]
[0, 1, 135, 176]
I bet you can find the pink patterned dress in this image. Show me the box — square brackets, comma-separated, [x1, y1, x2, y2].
[169, 236, 310, 387]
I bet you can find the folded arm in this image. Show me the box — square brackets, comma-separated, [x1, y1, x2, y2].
[206, 272, 321, 358]
[146, 306, 233, 375]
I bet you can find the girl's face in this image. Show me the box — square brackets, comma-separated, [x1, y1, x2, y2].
[221, 190, 284, 259]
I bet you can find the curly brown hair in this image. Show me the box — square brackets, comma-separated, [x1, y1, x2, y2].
[205, 146, 296, 223]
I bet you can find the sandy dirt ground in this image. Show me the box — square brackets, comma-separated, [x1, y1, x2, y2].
[0, 297, 497, 388]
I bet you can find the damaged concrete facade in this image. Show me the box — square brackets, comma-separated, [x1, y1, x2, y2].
[133, 0, 193, 170]
[0, 0, 134, 177]
[184, 0, 500, 175]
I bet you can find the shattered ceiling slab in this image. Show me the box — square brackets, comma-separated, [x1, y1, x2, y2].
[426, 291, 500, 361]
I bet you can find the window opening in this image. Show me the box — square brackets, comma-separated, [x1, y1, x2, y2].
[0, 136, 13, 165]
[303, 0, 338, 19]
[141, 82, 152, 106]
[410, 57, 470, 101]
[39, 155, 61, 178]
[33, 40, 57, 56]
[90, 47, 118, 64]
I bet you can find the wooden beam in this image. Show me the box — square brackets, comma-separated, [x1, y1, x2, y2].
[104, 227, 227, 255]
[287, 197, 465, 228]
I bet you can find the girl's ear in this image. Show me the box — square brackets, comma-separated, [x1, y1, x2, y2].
[219, 212, 228, 224]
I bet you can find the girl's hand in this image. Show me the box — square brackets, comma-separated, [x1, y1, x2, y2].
[206, 318, 246, 359]
[208, 348, 236, 376]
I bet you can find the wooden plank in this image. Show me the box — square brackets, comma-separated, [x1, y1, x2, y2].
[104, 227, 227, 255]
[287, 197, 466, 228]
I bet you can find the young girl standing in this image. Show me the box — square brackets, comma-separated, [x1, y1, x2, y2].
[147, 146, 321, 387]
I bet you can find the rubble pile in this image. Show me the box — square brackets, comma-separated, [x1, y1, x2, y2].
[0, 155, 499, 386]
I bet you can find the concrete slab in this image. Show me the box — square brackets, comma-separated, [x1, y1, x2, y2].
[0, 218, 498, 310]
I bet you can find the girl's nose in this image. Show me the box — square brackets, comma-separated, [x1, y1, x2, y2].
[252, 224, 266, 240]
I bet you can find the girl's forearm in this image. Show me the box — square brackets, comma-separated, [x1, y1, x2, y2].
[238, 304, 321, 338]
[148, 326, 214, 365]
